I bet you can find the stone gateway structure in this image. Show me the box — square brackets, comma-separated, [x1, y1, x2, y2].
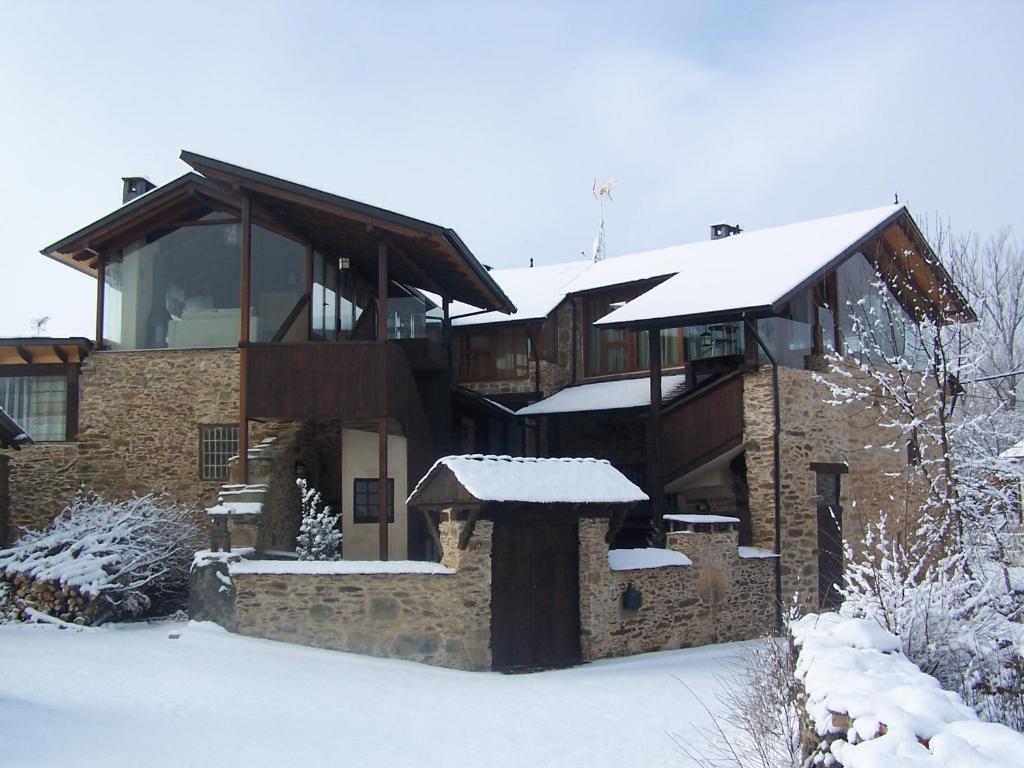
[192, 455, 774, 671]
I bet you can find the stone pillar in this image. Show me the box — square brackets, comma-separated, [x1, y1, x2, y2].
[666, 528, 737, 570]
[578, 518, 612, 661]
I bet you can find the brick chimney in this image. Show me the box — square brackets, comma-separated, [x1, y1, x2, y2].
[710, 222, 742, 240]
[122, 176, 156, 204]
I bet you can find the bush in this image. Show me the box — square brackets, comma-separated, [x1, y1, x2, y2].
[295, 478, 340, 561]
[0, 491, 204, 624]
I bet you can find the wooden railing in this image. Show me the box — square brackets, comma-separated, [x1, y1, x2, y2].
[660, 370, 744, 481]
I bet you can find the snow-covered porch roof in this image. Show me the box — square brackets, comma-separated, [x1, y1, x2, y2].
[515, 374, 687, 417]
[408, 455, 649, 508]
[1000, 438, 1024, 460]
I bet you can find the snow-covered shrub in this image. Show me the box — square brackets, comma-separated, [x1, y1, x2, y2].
[674, 606, 805, 768]
[793, 612, 1024, 766]
[0, 491, 204, 624]
[295, 478, 340, 561]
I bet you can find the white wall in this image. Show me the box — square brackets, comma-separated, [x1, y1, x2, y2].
[340, 428, 408, 560]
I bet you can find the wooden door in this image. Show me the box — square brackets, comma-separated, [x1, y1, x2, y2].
[816, 472, 844, 610]
[491, 519, 581, 670]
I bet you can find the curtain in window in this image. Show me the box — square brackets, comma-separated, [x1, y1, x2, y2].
[0, 375, 67, 441]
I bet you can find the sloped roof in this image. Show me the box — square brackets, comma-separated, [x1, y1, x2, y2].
[0, 406, 32, 450]
[408, 455, 648, 505]
[596, 205, 907, 327]
[449, 260, 592, 327]
[516, 374, 687, 416]
[1000, 438, 1024, 460]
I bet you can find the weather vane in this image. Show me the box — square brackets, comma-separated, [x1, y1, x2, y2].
[591, 177, 615, 262]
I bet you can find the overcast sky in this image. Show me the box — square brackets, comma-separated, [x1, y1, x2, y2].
[1, 1, 1021, 337]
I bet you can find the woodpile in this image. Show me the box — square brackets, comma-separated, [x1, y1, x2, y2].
[0, 570, 111, 625]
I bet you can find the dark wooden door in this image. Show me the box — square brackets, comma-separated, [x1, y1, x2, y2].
[816, 472, 844, 610]
[491, 520, 581, 670]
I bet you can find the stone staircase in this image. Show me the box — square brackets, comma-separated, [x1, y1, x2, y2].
[207, 423, 306, 553]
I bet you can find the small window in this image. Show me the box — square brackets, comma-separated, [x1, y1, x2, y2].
[200, 425, 239, 481]
[353, 478, 395, 523]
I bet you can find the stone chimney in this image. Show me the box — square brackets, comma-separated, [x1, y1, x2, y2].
[121, 176, 156, 204]
[710, 222, 742, 240]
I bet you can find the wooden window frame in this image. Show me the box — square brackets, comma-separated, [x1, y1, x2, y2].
[457, 325, 530, 382]
[582, 289, 685, 378]
[353, 477, 395, 524]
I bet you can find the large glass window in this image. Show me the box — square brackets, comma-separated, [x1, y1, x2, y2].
[250, 227, 306, 342]
[458, 326, 530, 381]
[836, 252, 918, 364]
[683, 322, 745, 362]
[104, 217, 241, 350]
[0, 375, 67, 441]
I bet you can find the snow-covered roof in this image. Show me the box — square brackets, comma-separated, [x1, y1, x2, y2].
[516, 374, 686, 416]
[409, 455, 648, 505]
[449, 260, 592, 327]
[596, 205, 904, 326]
[1000, 438, 1024, 459]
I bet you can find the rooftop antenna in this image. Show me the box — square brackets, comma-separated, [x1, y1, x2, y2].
[30, 316, 49, 336]
[591, 177, 615, 262]
[894, 192, 899, 205]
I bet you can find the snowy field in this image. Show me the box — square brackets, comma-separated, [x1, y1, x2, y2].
[0, 620, 749, 767]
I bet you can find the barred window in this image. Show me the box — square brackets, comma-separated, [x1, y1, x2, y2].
[353, 478, 395, 524]
[200, 425, 239, 481]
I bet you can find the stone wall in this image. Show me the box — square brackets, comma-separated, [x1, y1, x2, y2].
[578, 519, 774, 661]
[229, 519, 492, 670]
[3, 348, 239, 544]
[743, 365, 931, 610]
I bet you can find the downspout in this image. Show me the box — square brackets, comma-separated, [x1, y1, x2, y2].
[744, 314, 783, 633]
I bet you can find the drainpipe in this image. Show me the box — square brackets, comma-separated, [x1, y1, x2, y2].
[744, 314, 783, 634]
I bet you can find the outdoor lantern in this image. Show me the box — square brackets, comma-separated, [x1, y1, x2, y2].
[700, 328, 714, 349]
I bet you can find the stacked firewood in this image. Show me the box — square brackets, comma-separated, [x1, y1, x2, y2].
[0, 571, 106, 625]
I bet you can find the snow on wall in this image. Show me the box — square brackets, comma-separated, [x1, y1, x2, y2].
[229, 559, 455, 576]
[608, 548, 691, 570]
[793, 612, 1024, 767]
[410, 454, 649, 504]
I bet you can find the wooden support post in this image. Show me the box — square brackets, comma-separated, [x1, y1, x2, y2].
[377, 239, 390, 560]
[238, 194, 252, 485]
[442, 295, 454, 453]
[305, 243, 314, 340]
[647, 328, 665, 546]
[95, 257, 105, 350]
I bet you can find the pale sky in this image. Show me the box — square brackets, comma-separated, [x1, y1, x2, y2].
[1, 1, 1021, 337]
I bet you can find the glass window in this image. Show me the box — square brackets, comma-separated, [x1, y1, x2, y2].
[458, 327, 529, 381]
[199, 424, 239, 481]
[312, 251, 340, 341]
[637, 328, 686, 368]
[353, 478, 395, 523]
[250, 227, 306, 342]
[0, 375, 67, 441]
[684, 322, 745, 362]
[104, 218, 241, 350]
[836, 252, 916, 364]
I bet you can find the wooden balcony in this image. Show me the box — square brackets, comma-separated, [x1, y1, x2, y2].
[660, 370, 744, 481]
[244, 341, 425, 424]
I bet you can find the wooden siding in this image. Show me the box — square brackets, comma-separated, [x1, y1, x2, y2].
[660, 371, 744, 481]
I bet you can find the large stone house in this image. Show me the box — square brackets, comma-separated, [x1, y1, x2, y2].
[2, 153, 973, 628]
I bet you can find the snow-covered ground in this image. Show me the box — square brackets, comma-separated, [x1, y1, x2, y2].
[0, 620, 749, 767]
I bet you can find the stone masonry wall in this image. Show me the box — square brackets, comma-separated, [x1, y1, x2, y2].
[3, 349, 239, 544]
[230, 519, 493, 670]
[578, 519, 774, 661]
[743, 365, 930, 610]
[75, 349, 239, 524]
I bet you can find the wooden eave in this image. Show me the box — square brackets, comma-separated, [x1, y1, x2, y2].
[0, 337, 93, 366]
[179, 151, 516, 313]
